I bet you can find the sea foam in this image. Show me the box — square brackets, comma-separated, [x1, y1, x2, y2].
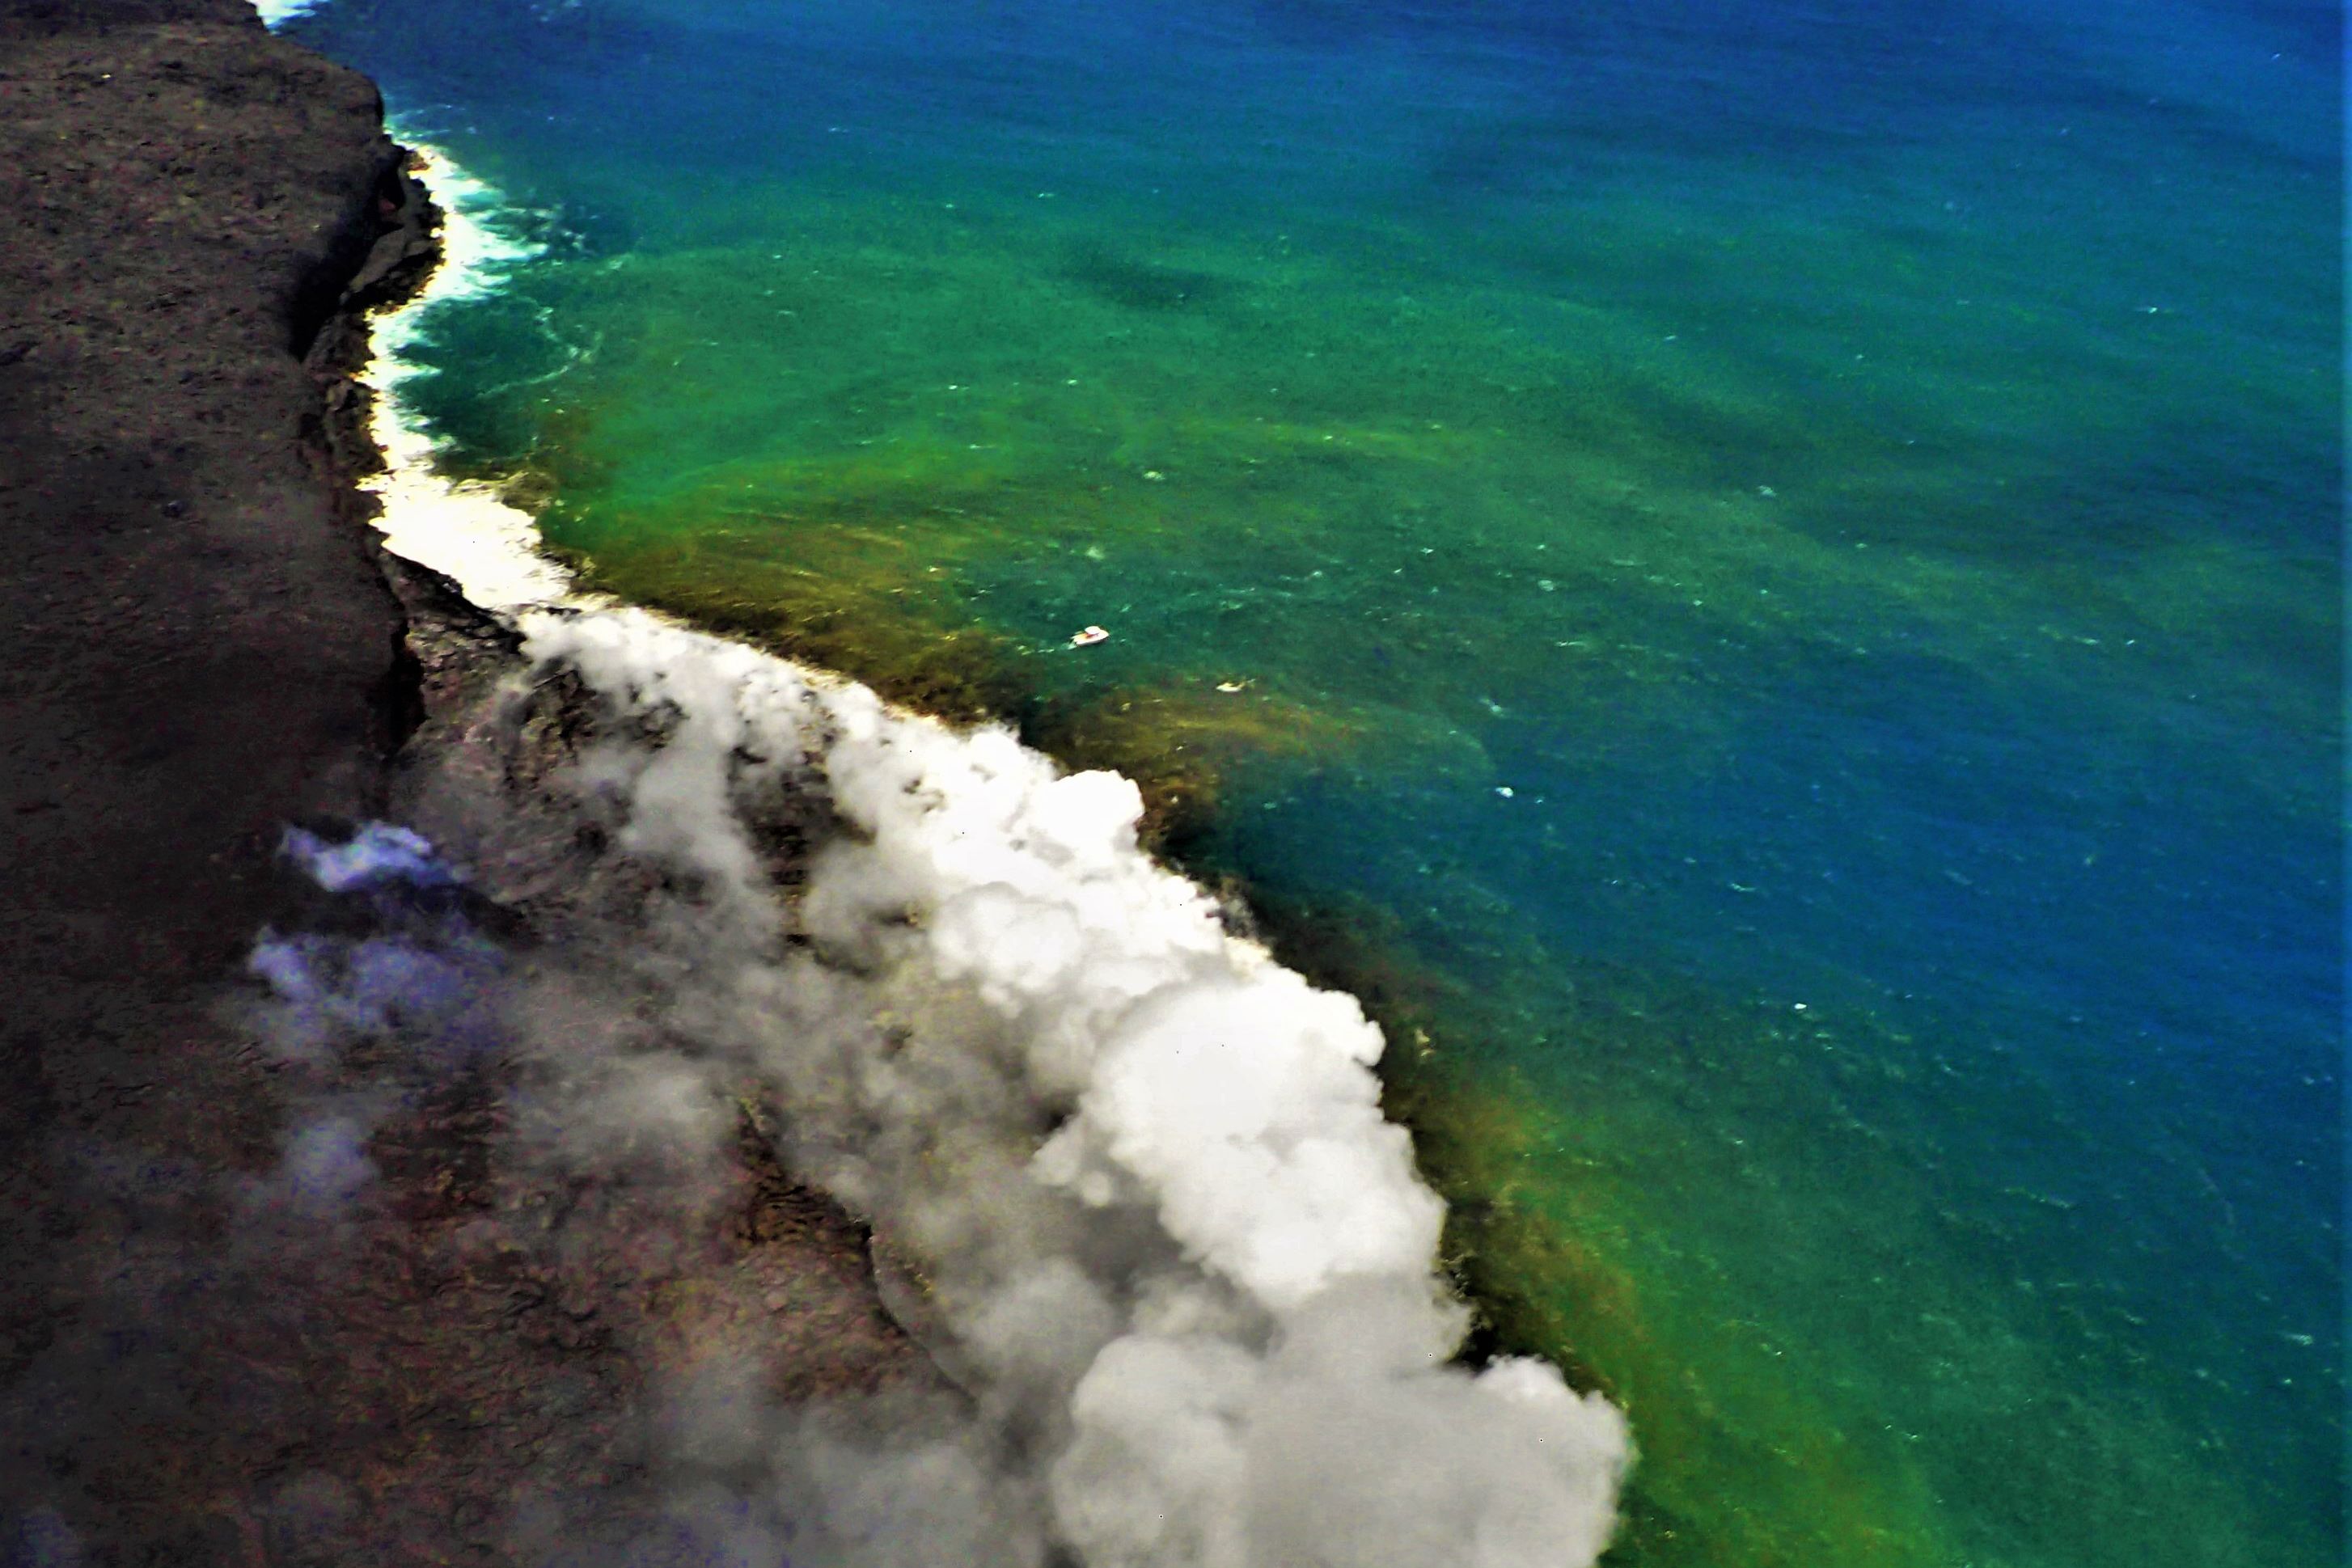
[357, 138, 1630, 1566]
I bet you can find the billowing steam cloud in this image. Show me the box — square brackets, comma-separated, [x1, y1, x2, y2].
[329, 142, 1631, 1565]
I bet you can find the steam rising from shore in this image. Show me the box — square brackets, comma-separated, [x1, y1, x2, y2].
[341, 142, 1629, 1565]
[252, 0, 326, 29]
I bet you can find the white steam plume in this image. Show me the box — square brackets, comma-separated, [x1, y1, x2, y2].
[251, 0, 328, 28]
[358, 142, 1631, 1565]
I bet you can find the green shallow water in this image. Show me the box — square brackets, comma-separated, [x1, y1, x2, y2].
[302, 0, 2341, 1562]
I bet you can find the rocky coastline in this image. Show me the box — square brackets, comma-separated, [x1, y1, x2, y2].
[1, 5, 917, 1561]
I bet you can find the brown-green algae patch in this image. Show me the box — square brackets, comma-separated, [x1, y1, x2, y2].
[554, 528, 1031, 724]
[1019, 681, 1360, 849]
[541, 472, 1375, 835]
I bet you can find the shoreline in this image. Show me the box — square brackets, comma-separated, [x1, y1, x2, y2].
[262, 9, 2352, 1568]
[2, 6, 929, 1559]
[332, 110, 1635, 1568]
[4, 6, 1629, 1559]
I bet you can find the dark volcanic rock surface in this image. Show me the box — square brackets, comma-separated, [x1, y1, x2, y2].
[0, 0, 408, 1147]
[0, 1, 435, 1555]
[0, 6, 923, 1562]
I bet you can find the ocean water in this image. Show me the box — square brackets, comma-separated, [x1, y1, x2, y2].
[281, 1, 2341, 1563]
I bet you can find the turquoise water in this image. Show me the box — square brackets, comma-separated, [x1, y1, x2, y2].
[292, 2, 2340, 1562]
